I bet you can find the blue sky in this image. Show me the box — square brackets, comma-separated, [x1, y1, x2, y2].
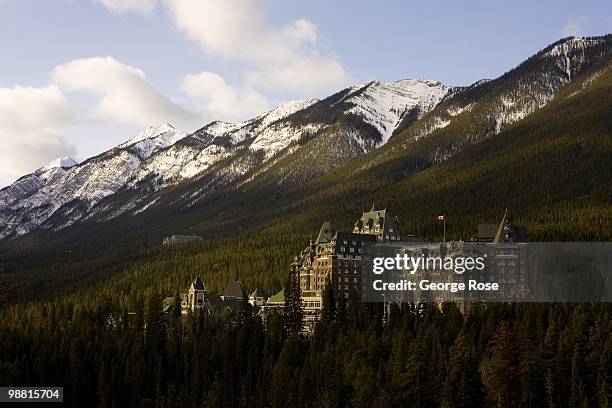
[0, 0, 610, 186]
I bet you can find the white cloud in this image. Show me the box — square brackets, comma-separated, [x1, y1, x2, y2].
[1, 1, 352, 185]
[181, 71, 270, 121]
[283, 19, 318, 47]
[562, 17, 586, 37]
[0, 85, 76, 185]
[97, 0, 158, 15]
[166, 0, 351, 96]
[52, 57, 198, 128]
[247, 55, 348, 95]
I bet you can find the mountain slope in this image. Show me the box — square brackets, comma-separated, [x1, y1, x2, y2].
[355, 36, 612, 177]
[148, 47, 612, 244]
[0, 158, 78, 210]
[0, 79, 449, 241]
[87, 36, 612, 243]
[1, 35, 611, 251]
[0, 124, 187, 239]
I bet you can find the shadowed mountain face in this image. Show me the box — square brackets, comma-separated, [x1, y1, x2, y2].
[1, 35, 612, 252]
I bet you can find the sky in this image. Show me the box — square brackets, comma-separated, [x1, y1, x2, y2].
[0, 0, 610, 187]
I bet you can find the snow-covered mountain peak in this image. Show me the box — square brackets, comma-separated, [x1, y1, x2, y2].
[119, 123, 185, 149]
[545, 36, 603, 58]
[258, 98, 318, 125]
[204, 98, 319, 140]
[41, 157, 78, 171]
[115, 123, 188, 161]
[203, 121, 242, 138]
[344, 78, 450, 144]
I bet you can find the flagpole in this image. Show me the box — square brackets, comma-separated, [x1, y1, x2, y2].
[443, 218, 446, 243]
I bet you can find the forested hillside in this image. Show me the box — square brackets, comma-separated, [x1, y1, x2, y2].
[1, 41, 611, 305]
[1, 293, 610, 407]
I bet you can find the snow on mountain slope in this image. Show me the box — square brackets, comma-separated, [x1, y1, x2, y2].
[0, 124, 187, 239]
[127, 99, 319, 190]
[374, 35, 612, 170]
[249, 123, 325, 159]
[42, 157, 78, 172]
[342, 79, 450, 144]
[204, 98, 318, 143]
[118, 123, 187, 158]
[1, 35, 610, 245]
[125, 83, 446, 199]
[0, 157, 78, 209]
[0, 80, 456, 237]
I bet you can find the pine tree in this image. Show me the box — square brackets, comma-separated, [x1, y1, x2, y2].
[284, 268, 303, 337]
[482, 321, 519, 408]
[321, 283, 336, 326]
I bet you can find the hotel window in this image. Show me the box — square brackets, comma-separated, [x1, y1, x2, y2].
[349, 248, 355, 253]
[341, 247, 346, 252]
[358, 248, 363, 253]
[352, 240, 356, 245]
[343, 240, 348, 244]
[389, 228, 394, 232]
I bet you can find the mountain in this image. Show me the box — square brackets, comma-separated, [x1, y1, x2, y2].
[0, 157, 78, 211]
[0, 79, 449, 241]
[0, 123, 186, 239]
[1, 35, 611, 251]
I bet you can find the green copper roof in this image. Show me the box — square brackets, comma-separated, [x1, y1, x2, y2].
[268, 288, 285, 303]
[315, 221, 332, 244]
[224, 280, 245, 299]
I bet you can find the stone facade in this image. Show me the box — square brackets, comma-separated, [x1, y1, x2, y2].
[294, 207, 400, 300]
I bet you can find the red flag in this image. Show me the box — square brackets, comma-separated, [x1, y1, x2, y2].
[436, 215, 445, 221]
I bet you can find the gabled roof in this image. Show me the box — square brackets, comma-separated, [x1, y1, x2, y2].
[268, 288, 285, 303]
[224, 280, 245, 299]
[190, 276, 206, 291]
[315, 221, 332, 244]
[477, 209, 528, 243]
[360, 208, 387, 221]
[354, 208, 399, 235]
